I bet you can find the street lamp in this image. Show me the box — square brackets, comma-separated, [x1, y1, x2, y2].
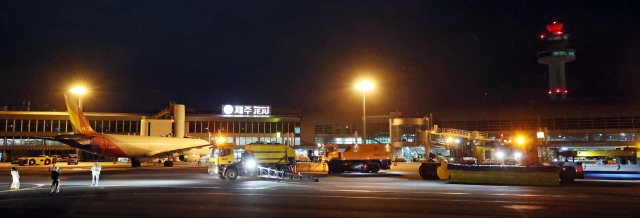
[517, 137, 525, 145]
[69, 87, 87, 110]
[355, 81, 374, 144]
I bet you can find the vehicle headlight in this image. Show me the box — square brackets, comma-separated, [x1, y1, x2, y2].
[246, 160, 256, 168]
[514, 152, 522, 159]
[496, 151, 504, 159]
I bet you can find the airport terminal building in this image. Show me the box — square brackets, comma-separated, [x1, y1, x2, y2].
[0, 104, 302, 162]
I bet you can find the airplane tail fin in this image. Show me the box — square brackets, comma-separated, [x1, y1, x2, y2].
[64, 94, 97, 136]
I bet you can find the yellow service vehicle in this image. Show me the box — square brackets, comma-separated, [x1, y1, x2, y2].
[419, 154, 451, 180]
[19, 155, 53, 166]
[575, 150, 637, 165]
[208, 143, 296, 180]
[321, 144, 393, 173]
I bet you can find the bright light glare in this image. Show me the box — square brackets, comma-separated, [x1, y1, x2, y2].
[514, 152, 522, 159]
[496, 151, 504, 159]
[245, 160, 256, 168]
[355, 81, 374, 91]
[454, 139, 460, 144]
[517, 137, 525, 145]
[70, 87, 86, 94]
[446, 138, 453, 143]
[537, 132, 544, 139]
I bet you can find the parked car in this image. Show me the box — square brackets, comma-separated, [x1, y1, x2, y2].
[394, 156, 407, 162]
[50, 155, 67, 163]
[67, 154, 79, 165]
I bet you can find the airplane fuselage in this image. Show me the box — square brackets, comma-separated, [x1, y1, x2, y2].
[56, 134, 211, 158]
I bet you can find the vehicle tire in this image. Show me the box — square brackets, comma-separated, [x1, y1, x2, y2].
[369, 162, 381, 173]
[132, 160, 141, 167]
[330, 161, 343, 173]
[29, 159, 36, 165]
[419, 163, 438, 180]
[559, 166, 576, 184]
[44, 159, 51, 165]
[158, 160, 162, 164]
[226, 168, 238, 181]
[218, 174, 227, 180]
[281, 166, 291, 174]
[164, 161, 173, 167]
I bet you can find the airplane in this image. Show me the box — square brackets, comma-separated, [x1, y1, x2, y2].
[44, 94, 213, 167]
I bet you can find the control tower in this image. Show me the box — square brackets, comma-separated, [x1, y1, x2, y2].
[538, 21, 575, 100]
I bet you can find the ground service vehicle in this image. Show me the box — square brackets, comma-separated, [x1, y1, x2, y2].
[19, 155, 53, 166]
[209, 143, 296, 181]
[11, 157, 26, 164]
[419, 154, 451, 180]
[576, 150, 637, 165]
[322, 144, 393, 173]
[67, 154, 79, 165]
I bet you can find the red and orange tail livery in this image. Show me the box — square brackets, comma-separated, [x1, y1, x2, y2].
[64, 94, 98, 136]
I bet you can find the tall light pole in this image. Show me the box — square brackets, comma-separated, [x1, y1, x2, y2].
[355, 81, 373, 144]
[69, 87, 87, 110]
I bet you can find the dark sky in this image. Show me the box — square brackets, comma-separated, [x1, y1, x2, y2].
[1, 1, 639, 118]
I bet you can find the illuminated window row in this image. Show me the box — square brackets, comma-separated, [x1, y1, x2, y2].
[0, 119, 72, 132]
[0, 136, 66, 146]
[438, 116, 640, 131]
[189, 121, 300, 134]
[89, 120, 140, 133]
[0, 119, 140, 133]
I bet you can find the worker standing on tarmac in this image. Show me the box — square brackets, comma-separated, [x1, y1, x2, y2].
[10, 167, 19, 190]
[50, 166, 61, 193]
[91, 161, 101, 186]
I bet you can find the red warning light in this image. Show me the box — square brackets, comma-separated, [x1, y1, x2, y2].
[564, 90, 568, 93]
[548, 91, 552, 94]
[540, 34, 545, 39]
[547, 22, 563, 32]
[556, 31, 563, 34]
[556, 88, 561, 93]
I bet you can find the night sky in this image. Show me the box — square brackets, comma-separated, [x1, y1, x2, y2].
[1, 1, 639, 119]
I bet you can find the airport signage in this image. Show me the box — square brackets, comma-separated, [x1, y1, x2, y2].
[222, 105, 271, 115]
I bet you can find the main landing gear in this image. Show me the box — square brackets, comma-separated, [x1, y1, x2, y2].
[131, 158, 141, 167]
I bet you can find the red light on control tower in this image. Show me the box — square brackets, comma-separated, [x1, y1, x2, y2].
[547, 22, 563, 32]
